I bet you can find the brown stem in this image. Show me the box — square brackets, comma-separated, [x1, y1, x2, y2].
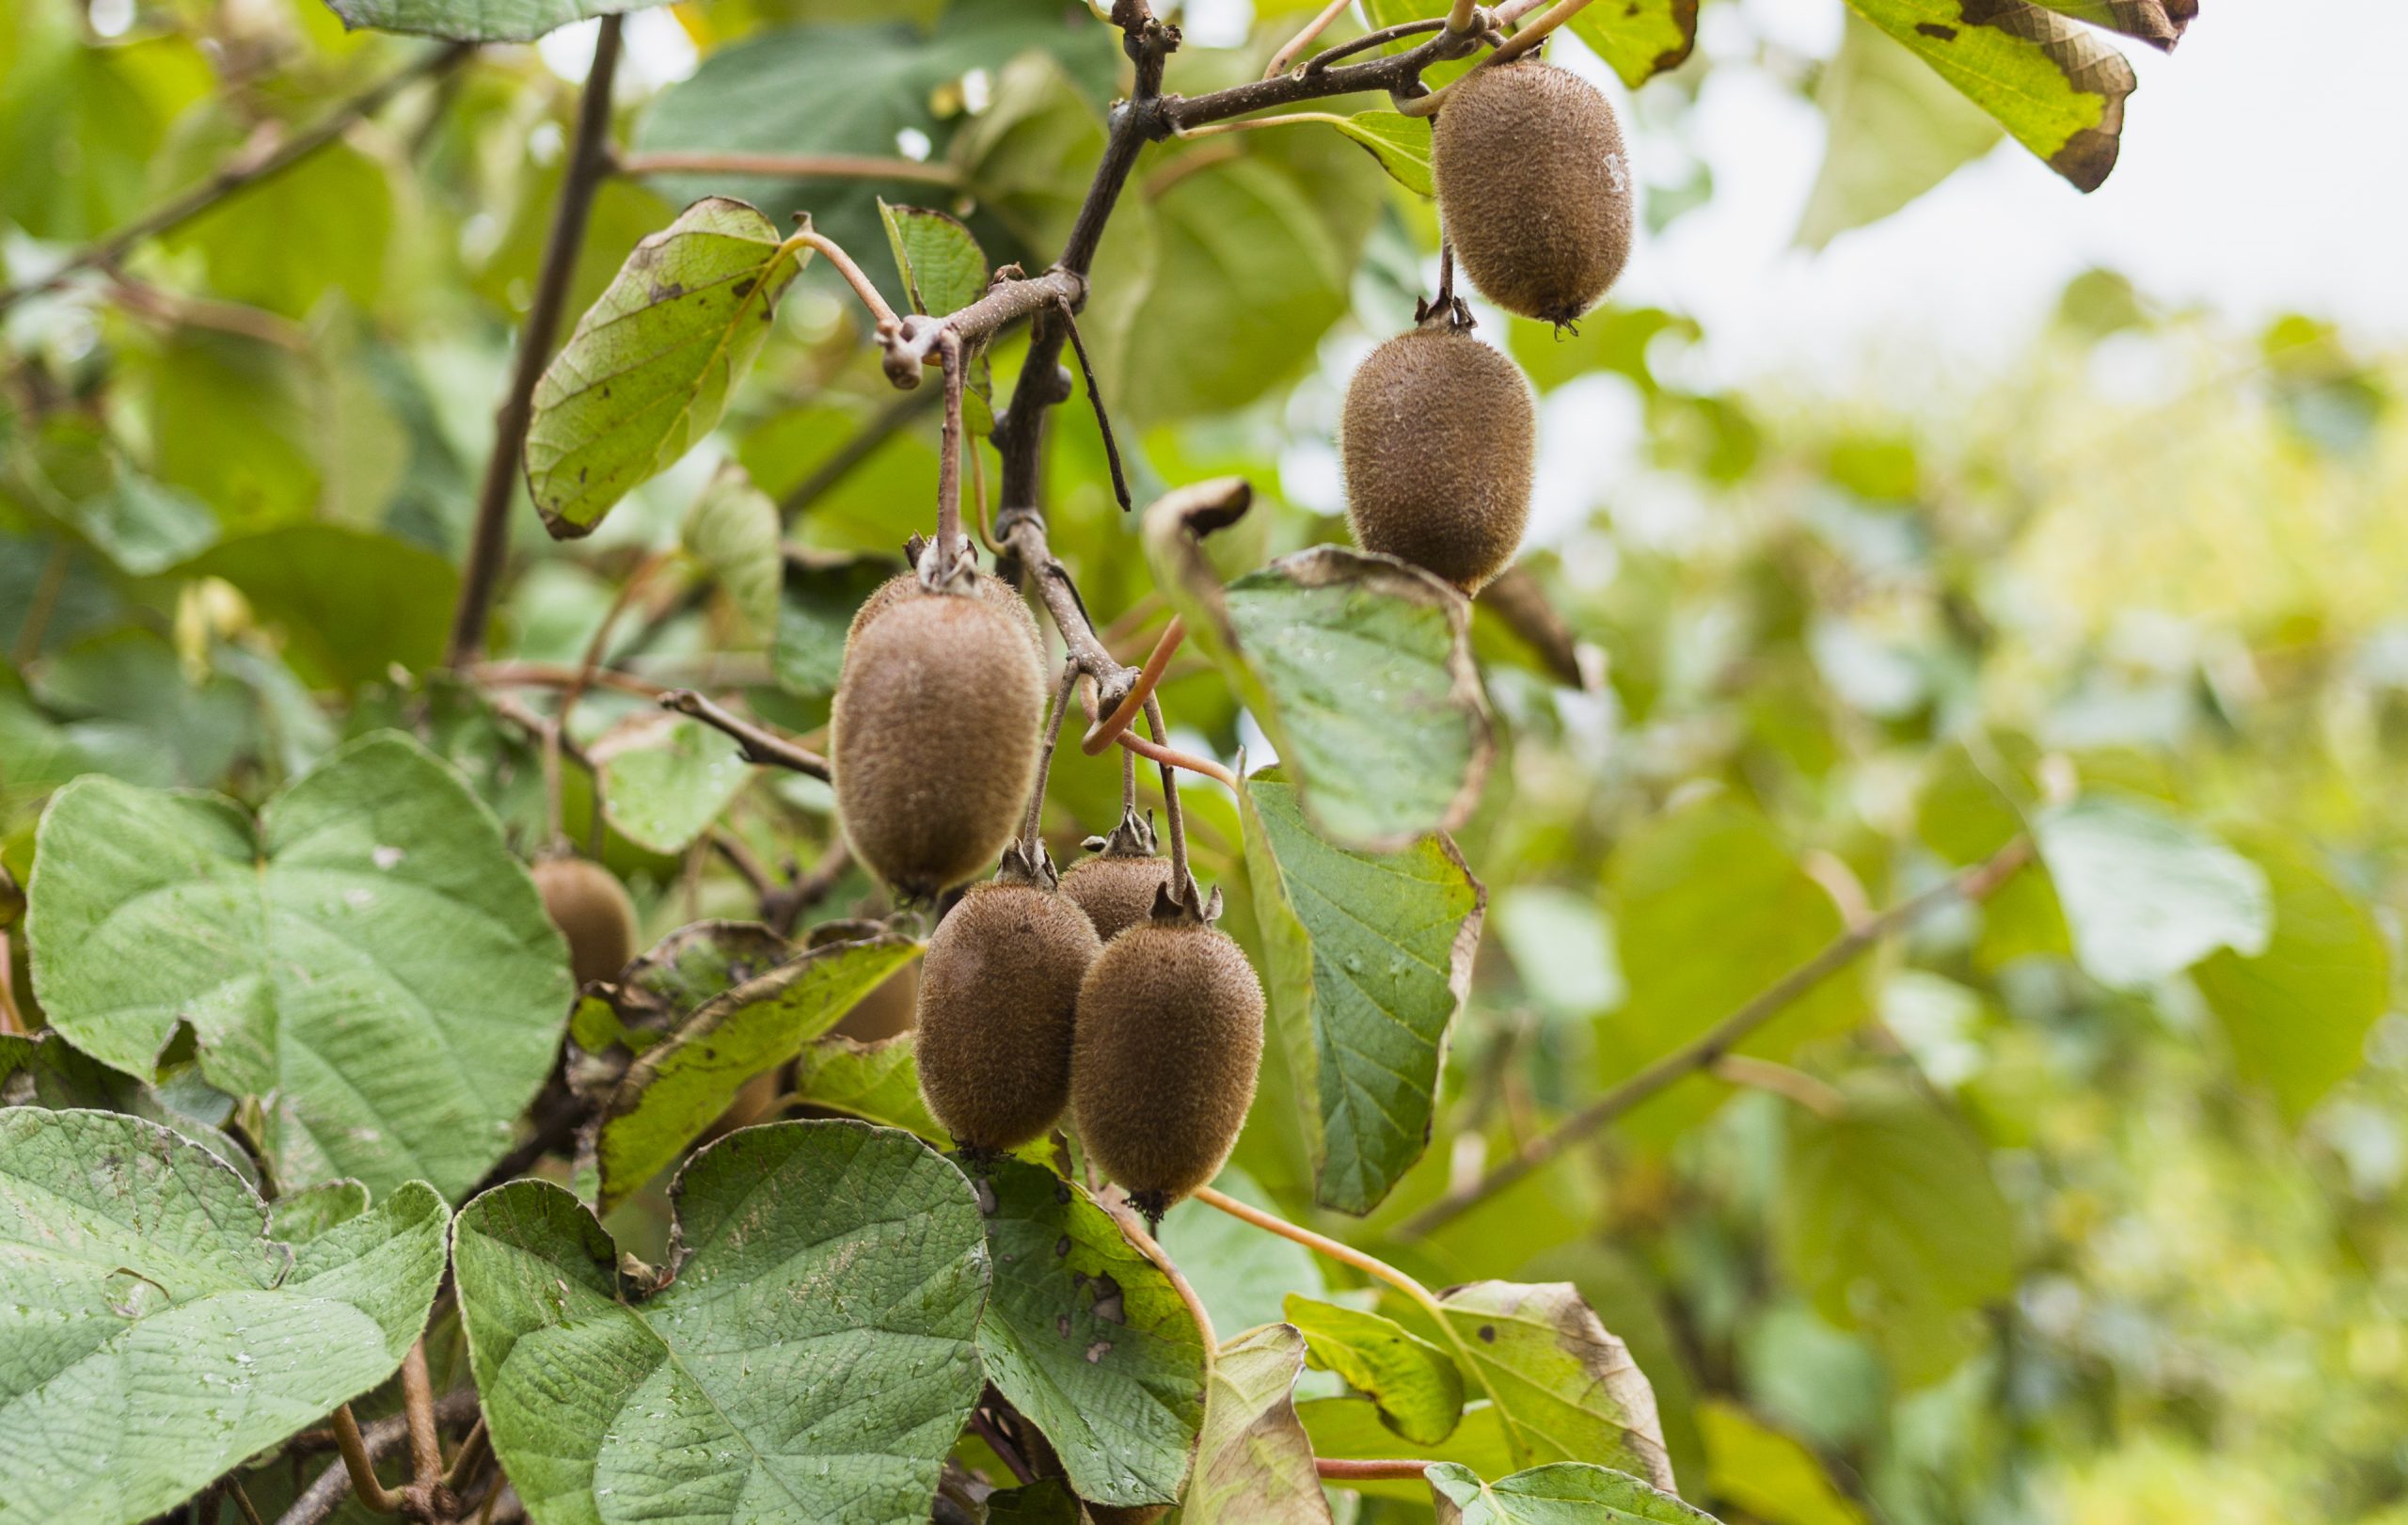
[930, 329, 968, 577]
[445, 16, 624, 669]
[399, 1344, 441, 1485]
[1265, 0, 1354, 77]
[278, 1394, 481, 1525]
[444, 1419, 491, 1495]
[658, 690, 832, 779]
[329, 1406, 401, 1515]
[792, 228, 903, 335]
[1398, 836, 2037, 1237]
[1082, 616, 1182, 756]
[1108, 1195, 1219, 1353]
[1022, 664, 1083, 858]
[1143, 695, 1194, 909]
[614, 149, 961, 186]
[1053, 296, 1131, 512]
[967, 1407, 1038, 1486]
[1317, 1458, 1434, 1482]
[475, 659, 668, 700]
[226, 1479, 269, 1525]
[0, 43, 471, 315]
[999, 514, 1136, 700]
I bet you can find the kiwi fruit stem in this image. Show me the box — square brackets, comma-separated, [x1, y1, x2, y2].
[1141, 694, 1199, 916]
[1016, 662, 1082, 871]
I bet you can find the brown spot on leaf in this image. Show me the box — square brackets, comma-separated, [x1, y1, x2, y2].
[1056, 1314, 1072, 1338]
[1084, 1340, 1112, 1362]
[1478, 1325, 1497, 1342]
[1054, 1235, 1071, 1258]
[2052, 124, 2122, 194]
[1091, 1274, 1125, 1326]
[732, 278, 756, 299]
[1916, 22, 1957, 40]
[649, 280, 685, 303]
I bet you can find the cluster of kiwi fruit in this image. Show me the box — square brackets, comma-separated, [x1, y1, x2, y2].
[829, 563, 1267, 1223]
[1341, 56, 1634, 595]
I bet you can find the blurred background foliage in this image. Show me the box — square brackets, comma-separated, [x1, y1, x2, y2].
[4, 2, 2405, 1523]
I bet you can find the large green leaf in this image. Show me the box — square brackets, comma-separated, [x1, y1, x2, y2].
[2194, 839, 2389, 1121]
[1842, 0, 2136, 191]
[1238, 772, 1484, 1215]
[592, 713, 753, 855]
[593, 929, 922, 1207]
[1286, 1295, 1465, 1446]
[1694, 1400, 1866, 1525]
[2034, 794, 2271, 991]
[566, 921, 794, 1095]
[790, 1032, 943, 1137]
[176, 525, 461, 690]
[24, 732, 573, 1200]
[1181, 1323, 1332, 1525]
[0, 1110, 447, 1525]
[325, 0, 671, 42]
[1798, 14, 2004, 248]
[1775, 1080, 2015, 1385]
[1595, 795, 1864, 1131]
[1427, 1462, 1718, 1525]
[971, 1158, 1208, 1510]
[164, 132, 393, 320]
[0, 24, 209, 242]
[878, 199, 988, 317]
[525, 198, 805, 539]
[680, 461, 782, 640]
[1437, 1281, 1674, 1486]
[1567, 0, 1701, 87]
[452, 1121, 990, 1525]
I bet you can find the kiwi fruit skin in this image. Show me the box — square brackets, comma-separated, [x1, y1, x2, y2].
[916, 882, 1102, 1151]
[1059, 855, 1178, 945]
[1432, 59, 1634, 326]
[1071, 921, 1265, 1206]
[832, 590, 1046, 897]
[531, 856, 637, 988]
[850, 569, 1046, 670]
[1340, 326, 1536, 592]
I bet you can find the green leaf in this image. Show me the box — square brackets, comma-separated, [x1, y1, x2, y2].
[1238, 771, 1484, 1215]
[325, 0, 672, 42]
[1428, 1461, 1719, 1525]
[0, 26, 210, 242]
[24, 732, 573, 1201]
[1438, 1281, 1675, 1485]
[1181, 1323, 1333, 1525]
[1776, 1080, 2015, 1384]
[2194, 839, 2389, 1121]
[1302, 1397, 1519, 1502]
[1798, 14, 2004, 248]
[1324, 111, 1434, 198]
[177, 525, 461, 690]
[1285, 1295, 1465, 1446]
[165, 134, 393, 320]
[790, 1032, 943, 1138]
[878, 199, 988, 317]
[2034, 794, 2271, 991]
[986, 1480, 1083, 1522]
[1596, 795, 1864, 1127]
[566, 920, 792, 1093]
[54, 470, 218, 577]
[525, 198, 805, 540]
[452, 1120, 990, 1525]
[1118, 128, 1381, 423]
[593, 929, 922, 1207]
[773, 552, 903, 698]
[1695, 1399, 1866, 1525]
[592, 712, 752, 855]
[1, 1029, 261, 1190]
[0, 1110, 447, 1525]
[1567, 0, 1701, 87]
[970, 1157, 1209, 1510]
[1156, 1168, 1328, 1347]
[1841, 0, 2136, 192]
[680, 461, 782, 639]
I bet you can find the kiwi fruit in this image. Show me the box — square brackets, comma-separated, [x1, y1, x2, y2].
[832, 588, 1047, 897]
[916, 881, 1102, 1151]
[850, 568, 1046, 670]
[1059, 854, 1178, 944]
[531, 855, 637, 988]
[1340, 325, 1536, 592]
[1071, 919, 1265, 1216]
[1432, 59, 1634, 326]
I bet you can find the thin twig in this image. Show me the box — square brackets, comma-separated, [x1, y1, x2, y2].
[0, 42, 471, 315]
[226, 1479, 269, 1525]
[1711, 1055, 1846, 1119]
[967, 1408, 1038, 1486]
[1317, 1458, 1434, 1482]
[1144, 696, 1194, 910]
[791, 227, 904, 337]
[614, 149, 961, 186]
[277, 1394, 481, 1525]
[475, 659, 667, 700]
[1266, 0, 1355, 78]
[1398, 836, 2036, 1237]
[447, 16, 623, 667]
[329, 1406, 401, 1515]
[399, 1344, 442, 1485]
[1118, 725, 1238, 791]
[1082, 617, 1182, 756]
[658, 690, 832, 779]
[1109, 1196, 1218, 1354]
[1302, 18, 1448, 72]
[1053, 296, 1130, 511]
[444, 1419, 491, 1495]
[1485, 0, 1593, 65]
[929, 329, 968, 577]
[1022, 664, 1083, 858]
[999, 515, 1136, 698]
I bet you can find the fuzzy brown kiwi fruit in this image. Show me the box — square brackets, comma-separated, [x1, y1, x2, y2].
[1059, 854, 1178, 945]
[832, 589, 1046, 897]
[1432, 59, 1635, 326]
[1071, 919, 1265, 1217]
[850, 569, 1046, 669]
[531, 856, 636, 988]
[916, 882, 1102, 1151]
[1340, 325, 1535, 592]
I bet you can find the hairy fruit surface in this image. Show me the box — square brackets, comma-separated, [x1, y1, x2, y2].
[1059, 854, 1179, 945]
[1341, 326, 1536, 592]
[532, 855, 636, 988]
[916, 882, 1102, 1151]
[849, 568, 1046, 669]
[1433, 59, 1634, 325]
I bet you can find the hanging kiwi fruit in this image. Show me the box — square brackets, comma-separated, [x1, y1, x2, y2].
[831, 581, 1047, 898]
[1060, 809, 1178, 944]
[915, 875, 1102, 1152]
[1432, 58, 1635, 326]
[1071, 899, 1266, 1222]
[531, 854, 636, 988]
[848, 566, 1046, 669]
[1340, 318, 1537, 592]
